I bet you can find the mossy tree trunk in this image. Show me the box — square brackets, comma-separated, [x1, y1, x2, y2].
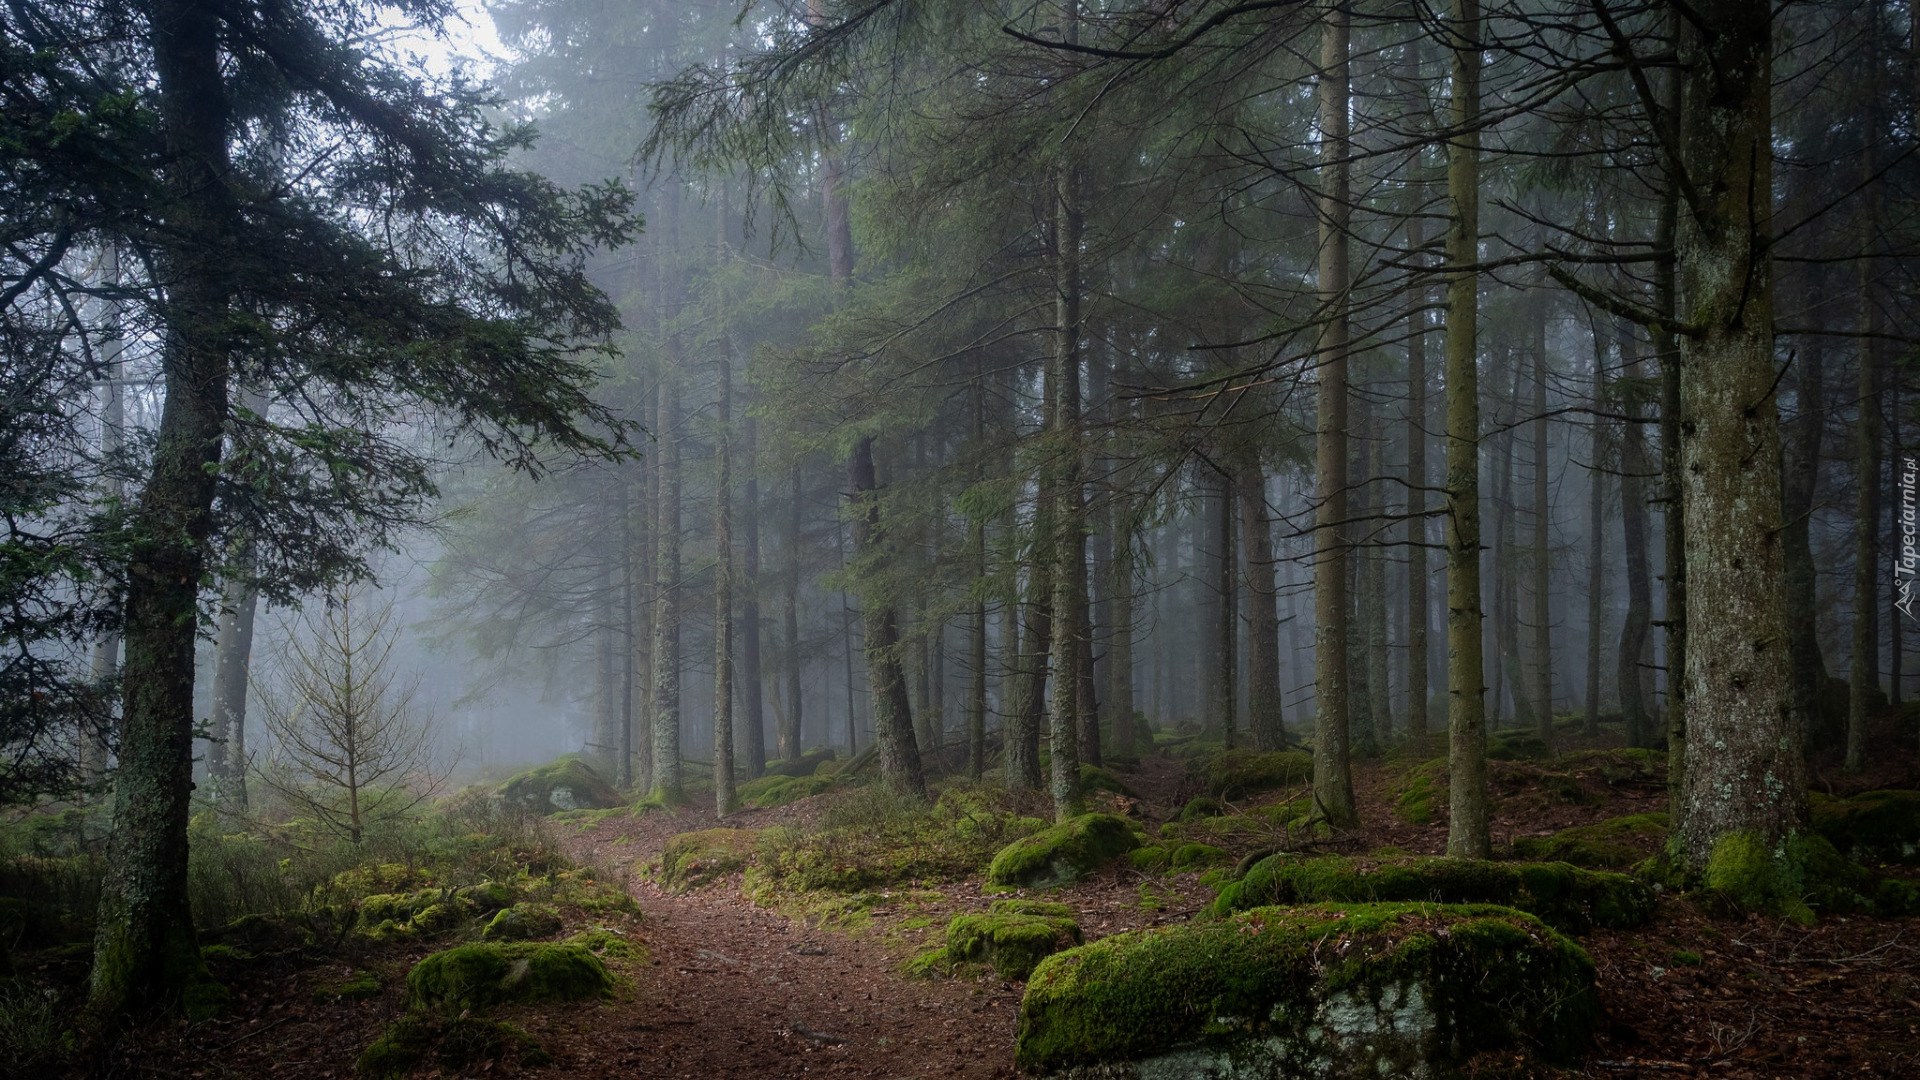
[968, 378, 989, 779]
[1047, 152, 1085, 822]
[1671, 0, 1808, 877]
[90, 0, 231, 1017]
[1109, 493, 1137, 757]
[1310, 0, 1357, 829]
[849, 436, 927, 800]
[1444, 0, 1490, 859]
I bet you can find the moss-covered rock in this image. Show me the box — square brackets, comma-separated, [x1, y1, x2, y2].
[356, 1015, 552, 1078]
[453, 880, 516, 913]
[986, 814, 1145, 891]
[208, 912, 316, 954]
[1389, 760, 1444, 825]
[945, 906, 1084, 981]
[1178, 796, 1223, 821]
[1812, 789, 1920, 865]
[406, 942, 612, 1012]
[1015, 903, 1598, 1077]
[1209, 854, 1655, 933]
[567, 928, 642, 959]
[315, 971, 382, 1003]
[1202, 749, 1313, 799]
[1511, 813, 1670, 869]
[1077, 764, 1136, 798]
[737, 772, 835, 809]
[765, 747, 838, 777]
[1128, 842, 1230, 874]
[496, 756, 624, 815]
[1485, 731, 1553, 760]
[657, 828, 760, 891]
[481, 903, 563, 941]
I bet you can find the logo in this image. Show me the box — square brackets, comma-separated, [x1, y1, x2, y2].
[1898, 456, 1918, 621]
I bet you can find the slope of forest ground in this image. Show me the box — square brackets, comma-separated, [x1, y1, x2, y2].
[5, 713, 1918, 1080]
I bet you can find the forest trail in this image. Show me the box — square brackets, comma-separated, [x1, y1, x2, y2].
[559, 808, 1025, 1079]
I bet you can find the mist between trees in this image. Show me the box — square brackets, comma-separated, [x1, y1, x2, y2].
[2, 0, 1916, 1026]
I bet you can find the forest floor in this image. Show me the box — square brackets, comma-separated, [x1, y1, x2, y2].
[38, 717, 1920, 1080]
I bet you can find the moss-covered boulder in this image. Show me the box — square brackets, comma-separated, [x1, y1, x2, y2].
[316, 971, 382, 1003]
[496, 756, 624, 815]
[1128, 842, 1230, 874]
[1077, 764, 1136, 798]
[453, 880, 516, 913]
[1210, 854, 1654, 933]
[1202, 749, 1312, 799]
[356, 1015, 552, 1078]
[737, 772, 835, 809]
[1512, 813, 1670, 869]
[1178, 796, 1223, 822]
[1015, 903, 1598, 1077]
[406, 942, 612, 1012]
[987, 814, 1145, 891]
[658, 828, 760, 891]
[482, 903, 563, 941]
[764, 746, 837, 778]
[941, 900, 1085, 981]
[1812, 790, 1920, 865]
[1692, 829, 1918, 921]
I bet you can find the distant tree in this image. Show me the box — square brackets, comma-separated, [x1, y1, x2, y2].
[253, 587, 444, 844]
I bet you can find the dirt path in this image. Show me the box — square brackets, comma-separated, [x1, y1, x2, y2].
[555, 811, 1023, 1079]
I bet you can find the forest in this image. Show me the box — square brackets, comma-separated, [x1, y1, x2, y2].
[3, 0, 1919, 1076]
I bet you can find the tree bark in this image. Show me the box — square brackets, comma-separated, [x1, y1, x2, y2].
[1618, 339, 1655, 748]
[1047, 154, 1085, 820]
[1671, 0, 1807, 881]
[1532, 301, 1554, 749]
[782, 464, 804, 761]
[1444, 0, 1489, 859]
[1239, 452, 1285, 749]
[1585, 322, 1611, 736]
[650, 370, 684, 803]
[714, 355, 737, 817]
[849, 436, 927, 799]
[1311, 0, 1357, 829]
[742, 416, 765, 778]
[1405, 207, 1430, 745]
[90, 0, 231, 1017]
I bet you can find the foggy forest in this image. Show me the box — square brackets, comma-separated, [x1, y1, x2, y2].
[3, 0, 1920, 1077]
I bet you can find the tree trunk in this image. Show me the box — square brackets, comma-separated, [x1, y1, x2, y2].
[1047, 155, 1085, 821]
[1653, 116, 1686, 800]
[1444, 0, 1489, 859]
[849, 436, 927, 799]
[207, 574, 257, 808]
[1405, 211, 1430, 746]
[714, 356, 737, 817]
[1366, 419, 1393, 741]
[1618, 339, 1655, 749]
[1214, 465, 1238, 750]
[1585, 322, 1611, 736]
[742, 416, 765, 778]
[1311, 0, 1357, 828]
[650, 371, 684, 803]
[1531, 301, 1554, 749]
[1239, 453, 1285, 749]
[1849, 45, 1884, 771]
[1671, 0, 1807, 885]
[1109, 494, 1137, 757]
[782, 464, 804, 761]
[90, 0, 231, 1017]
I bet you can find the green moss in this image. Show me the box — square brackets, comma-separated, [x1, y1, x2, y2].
[481, 903, 563, 941]
[1485, 731, 1552, 760]
[316, 971, 383, 1003]
[1669, 950, 1702, 966]
[764, 747, 838, 777]
[1128, 844, 1172, 873]
[1811, 790, 1920, 865]
[1015, 903, 1598, 1074]
[1179, 796, 1224, 821]
[452, 880, 515, 913]
[946, 910, 1083, 981]
[991, 899, 1074, 918]
[904, 945, 954, 978]
[1078, 764, 1136, 798]
[745, 799, 1046, 895]
[736, 772, 836, 809]
[1210, 854, 1655, 933]
[1697, 830, 1903, 922]
[985, 814, 1146, 891]
[567, 928, 642, 959]
[356, 1014, 435, 1078]
[405, 942, 613, 1012]
[495, 755, 624, 815]
[1512, 813, 1671, 869]
[356, 1015, 551, 1078]
[656, 828, 761, 892]
[1202, 749, 1313, 799]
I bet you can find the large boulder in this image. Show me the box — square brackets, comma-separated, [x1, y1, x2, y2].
[944, 900, 1083, 981]
[1812, 790, 1920, 865]
[1016, 903, 1598, 1078]
[496, 756, 624, 814]
[1210, 854, 1654, 933]
[406, 942, 612, 1011]
[988, 814, 1145, 891]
